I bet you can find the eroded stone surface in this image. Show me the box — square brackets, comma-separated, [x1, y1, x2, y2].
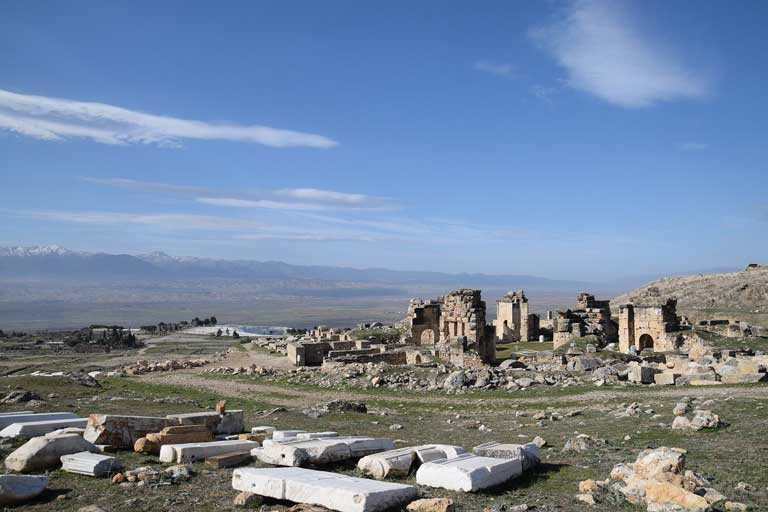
[5, 433, 98, 473]
[416, 454, 522, 492]
[232, 466, 417, 512]
[257, 436, 394, 467]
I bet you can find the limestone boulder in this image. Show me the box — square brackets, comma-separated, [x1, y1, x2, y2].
[633, 447, 686, 483]
[0, 474, 48, 505]
[406, 498, 454, 512]
[5, 433, 98, 473]
[644, 480, 709, 512]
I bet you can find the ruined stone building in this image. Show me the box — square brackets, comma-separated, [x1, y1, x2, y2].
[618, 292, 682, 353]
[406, 289, 495, 366]
[495, 290, 539, 342]
[552, 292, 618, 350]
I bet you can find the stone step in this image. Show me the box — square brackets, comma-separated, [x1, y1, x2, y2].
[232, 466, 417, 512]
[0, 418, 88, 439]
[416, 453, 522, 492]
[159, 440, 259, 464]
[60, 451, 122, 477]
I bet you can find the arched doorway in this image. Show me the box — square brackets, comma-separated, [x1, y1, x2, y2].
[420, 329, 435, 344]
[414, 354, 422, 364]
[638, 334, 654, 351]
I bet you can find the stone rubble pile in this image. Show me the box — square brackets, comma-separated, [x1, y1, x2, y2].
[122, 358, 210, 375]
[576, 447, 748, 511]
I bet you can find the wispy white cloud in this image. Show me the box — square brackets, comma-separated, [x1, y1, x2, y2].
[474, 60, 515, 77]
[196, 197, 328, 211]
[680, 142, 708, 151]
[4, 208, 393, 242]
[277, 188, 368, 205]
[0, 89, 337, 148]
[83, 176, 386, 211]
[530, 0, 710, 108]
[82, 177, 207, 195]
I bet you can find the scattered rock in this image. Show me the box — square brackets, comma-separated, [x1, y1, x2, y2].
[1, 390, 42, 404]
[406, 497, 455, 512]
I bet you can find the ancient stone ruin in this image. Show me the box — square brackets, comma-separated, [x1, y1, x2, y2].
[495, 290, 538, 342]
[551, 292, 618, 350]
[618, 289, 683, 353]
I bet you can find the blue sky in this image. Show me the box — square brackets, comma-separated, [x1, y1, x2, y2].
[1, 0, 766, 280]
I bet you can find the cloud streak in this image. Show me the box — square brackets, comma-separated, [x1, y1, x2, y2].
[0, 89, 337, 148]
[530, 0, 709, 107]
[84, 177, 386, 211]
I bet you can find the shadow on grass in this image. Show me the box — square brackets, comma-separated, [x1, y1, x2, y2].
[481, 462, 570, 495]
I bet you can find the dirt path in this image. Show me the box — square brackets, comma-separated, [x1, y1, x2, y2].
[141, 369, 768, 409]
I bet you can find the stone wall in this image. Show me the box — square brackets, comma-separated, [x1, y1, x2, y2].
[619, 297, 681, 353]
[496, 290, 530, 341]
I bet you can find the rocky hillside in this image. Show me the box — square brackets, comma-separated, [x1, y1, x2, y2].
[611, 266, 768, 327]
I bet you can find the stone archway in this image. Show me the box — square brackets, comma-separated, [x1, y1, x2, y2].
[638, 333, 654, 351]
[414, 354, 422, 364]
[420, 329, 436, 344]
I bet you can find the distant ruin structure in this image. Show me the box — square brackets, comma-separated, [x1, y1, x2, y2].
[552, 292, 618, 350]
[495, 290, 538, 342]
[618, 290, 682, 353]
[406, 289, 495, 366]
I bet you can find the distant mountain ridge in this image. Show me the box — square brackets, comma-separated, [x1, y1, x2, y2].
[0, 245, 587, 290]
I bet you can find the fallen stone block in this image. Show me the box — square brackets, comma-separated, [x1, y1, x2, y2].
[5, 433, 98, 473]
[134, 425, 213, 454]
[0, 418, 88, 439]
[272, 430, 306, 442]
[60, 451, 122, 477]
[231, 466, 417, 512]
[257, 436, 394, 467]
[0, 412, 79, 430]
[472, 442, 539, 471]
[166, 410, 244, 435]
[251, 426, 275, 438]
[416, 454, 522, 492]
[654, 372, 679, 386]
[205, 450, 253, 469]
[628, 365, 658, 384]
[297, 431, 339, 440]
[0, 474, 48, 505]
[358, 445, 465, 480]
[159, 440, 259, 464]
[84, 415, 172, 449]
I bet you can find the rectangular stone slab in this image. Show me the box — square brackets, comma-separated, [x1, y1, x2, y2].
[84, 415, 172, 449]
[0, 411, 33, 417]
[272, 430, 306, 442]
[0, 413, 78, 430]
[472, 442, 539, 471]
[0, 419, 88, 439]
[257, 436, 394, 467]
[205, 450, 253, 469]
[60, 451, 122, 477]
[159, 440, 259, 463]
[358, 445, 465, 479]
[232, 467, 417, 512]
[416, 454, 522, 492]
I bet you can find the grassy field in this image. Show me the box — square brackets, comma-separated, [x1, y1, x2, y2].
[1, 370, 766, 511]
